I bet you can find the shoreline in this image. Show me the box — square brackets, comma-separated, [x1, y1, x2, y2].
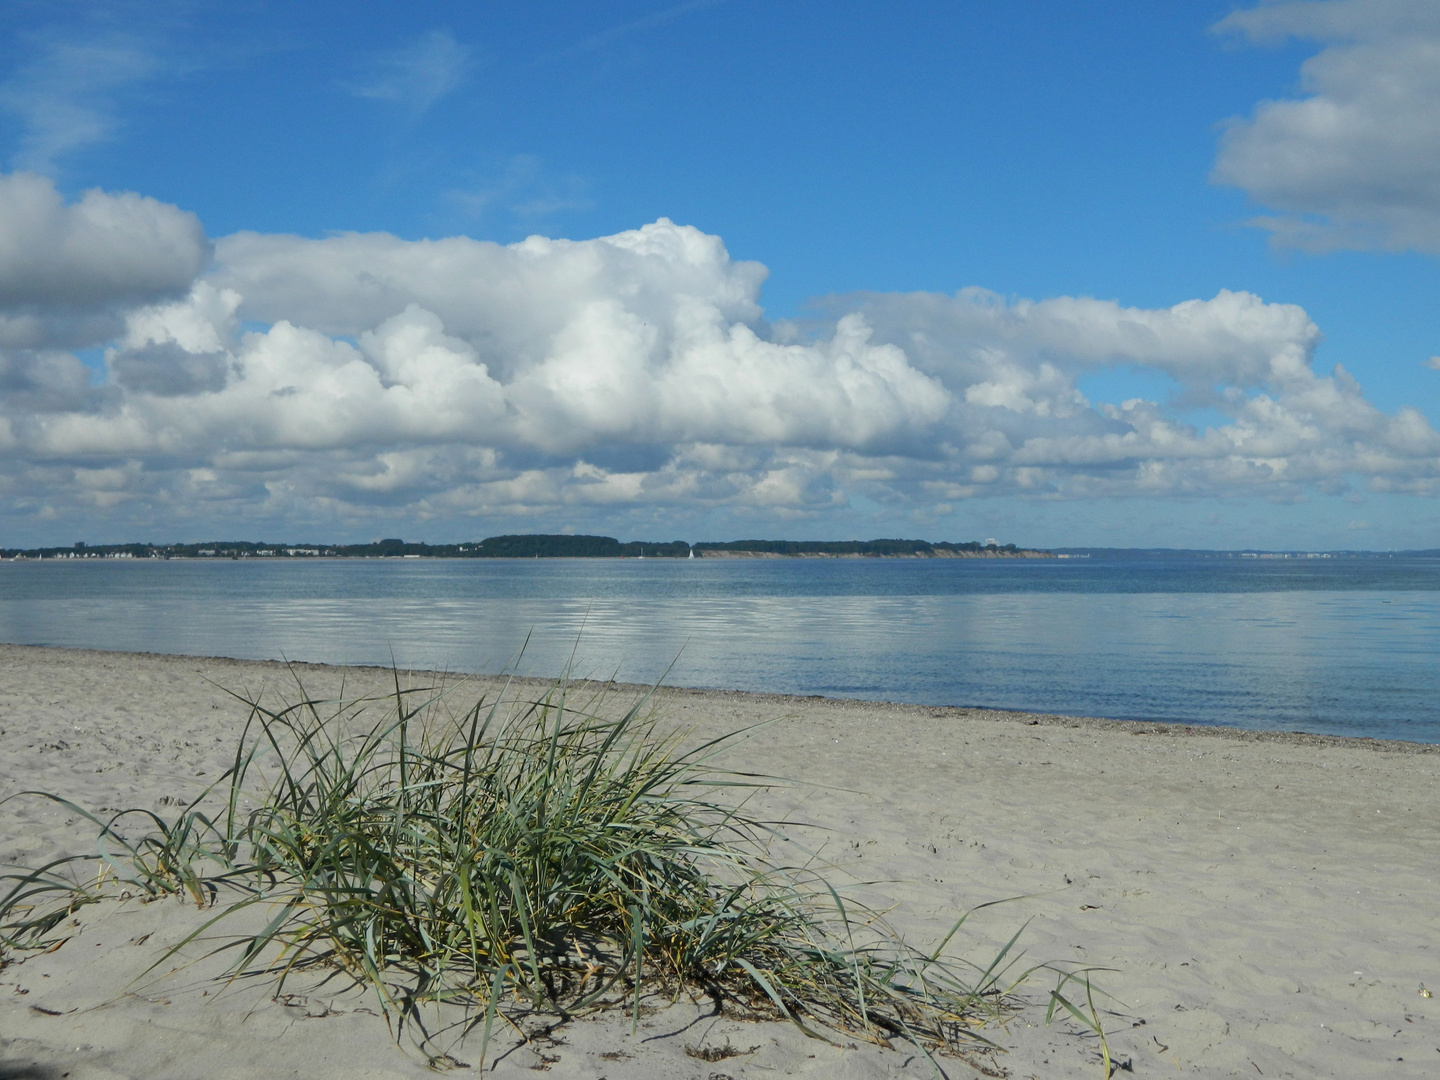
[8, 640, 1438, 753]
[3, 643, 1437, 1077]
[3, 549, 1054, 560]
[691, 548, 1054, 559]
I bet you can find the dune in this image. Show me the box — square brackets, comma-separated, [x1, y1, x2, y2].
[1, 644, 1436, 1078]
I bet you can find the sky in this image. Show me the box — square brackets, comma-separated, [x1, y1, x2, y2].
[2, 0, 1439, 549]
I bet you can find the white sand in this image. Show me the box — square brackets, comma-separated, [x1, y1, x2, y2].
[1, 644, 1437, 1079]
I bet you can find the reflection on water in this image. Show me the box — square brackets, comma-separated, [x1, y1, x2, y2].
[2, 558, 1437, 741]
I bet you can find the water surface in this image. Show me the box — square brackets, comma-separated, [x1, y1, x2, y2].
[2, 555, 1437, 742]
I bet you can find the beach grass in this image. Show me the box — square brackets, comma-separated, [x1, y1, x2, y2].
[1, 670, 1101, 1067]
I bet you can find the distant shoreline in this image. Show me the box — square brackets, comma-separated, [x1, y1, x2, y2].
[1, 534, 1049, 561]
[692, 547, 1052, 559]
[1, 550, 1056, 561]
[7, 533, 1437, 560]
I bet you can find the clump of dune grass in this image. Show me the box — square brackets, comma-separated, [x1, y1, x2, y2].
[1, 671, 1100, 1066]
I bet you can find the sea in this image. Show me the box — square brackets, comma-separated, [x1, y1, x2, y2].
[2, 553, 1438, 744]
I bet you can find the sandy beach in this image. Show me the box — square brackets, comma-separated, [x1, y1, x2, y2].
[1, 644, 1436, 1079]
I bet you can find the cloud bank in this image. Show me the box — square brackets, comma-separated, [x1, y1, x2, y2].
[1, 172, 1437, 534]
[1214, 0, 1440, 253]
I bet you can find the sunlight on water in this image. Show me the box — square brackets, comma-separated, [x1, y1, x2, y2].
[2, 557, 1438, 741]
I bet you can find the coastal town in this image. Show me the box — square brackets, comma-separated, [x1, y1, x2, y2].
[1, 535, 1050, 559]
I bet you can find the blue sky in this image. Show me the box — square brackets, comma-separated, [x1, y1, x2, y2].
[2, 0, 1439, 548]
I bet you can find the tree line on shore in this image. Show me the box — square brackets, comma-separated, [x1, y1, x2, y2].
[1, 535, 1040, 559]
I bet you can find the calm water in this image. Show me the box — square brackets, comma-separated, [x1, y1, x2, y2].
[2, 556, 1438, 743]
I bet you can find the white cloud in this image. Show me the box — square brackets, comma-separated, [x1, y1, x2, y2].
[211, 216, 768, 347]
[850, 286, 1322, 392]
[1213, 0, 1440, 252]
[0, 172, 210, 368]
[846, 287, 1440, 497]
[0, 173, 209, 312]
[1215, 0, 1440, 41]
[549, 0, 728, 61]
[446, 156, 593, 222]
[0, 33, 158, 172]
[350, 30, 472, 114]
[17, 222, 946, 468]
[2, 206, 1438, 530]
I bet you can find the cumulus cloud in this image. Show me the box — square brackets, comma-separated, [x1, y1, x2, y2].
[849, 287, 1322, 393]
[0, 173, 209, 310]
[108, 341, 229, 397]
[0, 172, 210, 350]
[844, 286, 1439, 498]
[0, 347, 99, 416]
[1, 205, 1438, 530]
[1213, 0, 1440, 252]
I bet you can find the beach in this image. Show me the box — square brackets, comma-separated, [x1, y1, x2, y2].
[1, 644, 1436, 1078]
